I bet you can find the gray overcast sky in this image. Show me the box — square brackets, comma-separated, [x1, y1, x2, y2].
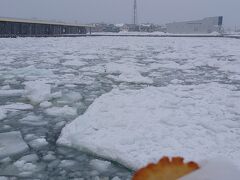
[0, 0, 239, 28]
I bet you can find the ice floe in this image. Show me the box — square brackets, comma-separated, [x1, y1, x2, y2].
[0, 131, 29, 159]
[58, 83, 240, 170]
[45, 106, 77, 117]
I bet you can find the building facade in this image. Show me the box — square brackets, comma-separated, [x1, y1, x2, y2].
[0, 17, 90, 37]
[166, 16, 223, 34]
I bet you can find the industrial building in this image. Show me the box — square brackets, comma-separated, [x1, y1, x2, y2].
[0, 17, 90, 37]
[166, 16, 223, 34]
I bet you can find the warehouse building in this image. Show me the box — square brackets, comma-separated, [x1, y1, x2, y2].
[0, 17, 90, 37]
[166, 16, 223, 34]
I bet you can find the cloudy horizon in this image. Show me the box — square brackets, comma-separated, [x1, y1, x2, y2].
[0, 0, 239, 29]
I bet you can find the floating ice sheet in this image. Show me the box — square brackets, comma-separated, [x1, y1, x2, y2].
[58, 83, 240, 170]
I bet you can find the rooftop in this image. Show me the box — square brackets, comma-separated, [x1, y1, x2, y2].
[0, 17, 92, 27]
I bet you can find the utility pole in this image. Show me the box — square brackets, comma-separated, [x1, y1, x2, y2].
[133, 0, 138, 25]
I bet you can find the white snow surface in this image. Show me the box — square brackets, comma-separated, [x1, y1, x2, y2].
[0, 131, 29, 159]
[58, 83, 240, 170]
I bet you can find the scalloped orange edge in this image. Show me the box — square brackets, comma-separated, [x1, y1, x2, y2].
[132, 157, 200, 180]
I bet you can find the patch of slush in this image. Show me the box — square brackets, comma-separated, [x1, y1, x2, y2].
[0, 131, 29, 159]
[58, 83, 240, 170]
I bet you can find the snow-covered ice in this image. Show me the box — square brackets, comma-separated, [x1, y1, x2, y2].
[0, 131, 29, 159]
[58, 83, 240, 170]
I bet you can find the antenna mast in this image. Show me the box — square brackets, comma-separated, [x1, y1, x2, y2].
[133, 0, 138, 25]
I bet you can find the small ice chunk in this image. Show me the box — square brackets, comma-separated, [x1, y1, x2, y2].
[59, 160, 76, 168]
[29, 138, 48, 149]
[2, 103, 33, 111]
[19, 154, 39, 163]
[89, 159, 111, 173]
[0, 90, 25, 97]
[45, 106, 77, 117]
[1, 85, 11, 90]
[112, 177, 121, 180]
[24, 80, 51, 104]
[24, 134, 38, 141]
[43, 153, 56, 161]
[0, 131, 29, 159]
[40, 101, 52, 108]
[92, 176, 100, 180]
[19, 114, 47, 126]
[51, 91, 62, 99]
[171, 79, 184, 84]
[2, 125, 11, 130]
[65, 92, 83, 102]
[64, 84, 77, 88]
[0, 108, 7, 120]
[14, 160, 37, 172]
[63, 60, 86, 67]
[0, 157, 12, 164]
[0, 177, 8, 180]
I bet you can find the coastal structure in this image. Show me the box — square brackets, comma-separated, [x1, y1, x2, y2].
[166, 16, 223, 34]
[0, 17, 90, 37]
